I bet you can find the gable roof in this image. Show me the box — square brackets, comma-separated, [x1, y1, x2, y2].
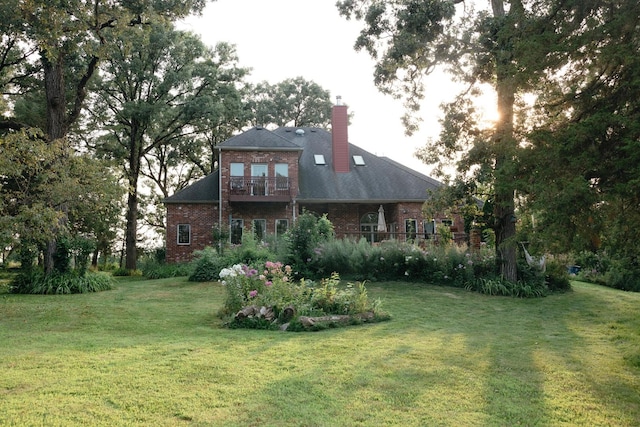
[163, 172, 219, 204]
[218, 126, 303, 151]
[164, 126, 442, 205]
[272, 127, 442, 203]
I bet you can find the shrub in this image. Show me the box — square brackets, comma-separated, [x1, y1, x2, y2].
[468, 277, 547, 298]
[284, 211, 334, 279]
[312, 239, 507, 290]
[140, 258, 191, 279]
[604, 258, 640, 292]
[112, 268, 142, 277]
[10, 270, 113, 294]
[188, 247, 232, 282]
[544, 259, 572, 292]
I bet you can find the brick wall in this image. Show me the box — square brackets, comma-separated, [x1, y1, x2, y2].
[226, 202, 293, 236]
[166, 203, 217, 263]
[219, 149, 300, 225]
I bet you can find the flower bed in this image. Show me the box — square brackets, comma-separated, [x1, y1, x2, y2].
[218, 261, 389, 331]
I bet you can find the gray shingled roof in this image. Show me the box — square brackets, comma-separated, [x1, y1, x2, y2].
[163, 172, 219, 203]
[272, 127, 442, 202]
[218, 126, 303, 151]
[164, 126, 442, 204]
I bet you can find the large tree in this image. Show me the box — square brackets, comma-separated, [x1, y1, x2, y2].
[248, 77, 334, 129]
[0, 129, 123, 268]
[0, 0, 206, 273]
[87, 23, 247, 270]
[520, 1, 640, 264]
[337, 0, 620, 281]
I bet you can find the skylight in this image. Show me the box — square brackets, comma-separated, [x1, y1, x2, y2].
[353, 155, 365, 166]
[314, 154, 326, 165]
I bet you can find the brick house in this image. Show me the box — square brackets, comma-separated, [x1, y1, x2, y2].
[164, 99, 466, 263]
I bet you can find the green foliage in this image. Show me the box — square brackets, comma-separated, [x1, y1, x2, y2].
[211, 224, 230, 255]
[284, 211, 334, 279]
[140, 257, 191, 280]
[248, 77, 333, 129]
[71, 236, 96, 277]
[112, 268, 142, 277]
[188, 235, 278, 283]
[544, 259, 572, 293]
[468, 277, 548, 298]
[315, 239, 482, 283]
[188, 247, 230, 282]
[10, 270, 113, 294]
[311, 273, 371, 315]
[603, 258, 640, 292]
[572, 251, 640, 292]
[51, 235, 97, 276]
[219, 261, 384, 330]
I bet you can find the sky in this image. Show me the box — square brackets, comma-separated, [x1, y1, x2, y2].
[178, 0, 467, 177]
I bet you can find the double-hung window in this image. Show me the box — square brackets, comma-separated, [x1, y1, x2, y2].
[252, 219, 266, 241]
[251, 164, 268, 195]
[275, 163, 289, 193]
[177, 224, 191, 245]
[275, 219, 289, 237]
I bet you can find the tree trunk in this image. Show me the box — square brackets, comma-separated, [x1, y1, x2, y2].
[491, 0, 518, 282]
[125, 175, 139, 271]
[42, 54, 69, 275]
[125, 131, 142, 271]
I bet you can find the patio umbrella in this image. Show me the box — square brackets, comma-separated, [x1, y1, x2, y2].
[377, 205, 387, 233]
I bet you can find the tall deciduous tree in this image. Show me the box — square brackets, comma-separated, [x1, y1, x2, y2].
[248, 77, 333, 129]
[0, 129, 123, 266]
[88, 24, 247, 270]
[0, 0, 207, 273]
[520, 1, 640, 264]
[337, 0, 617, 281]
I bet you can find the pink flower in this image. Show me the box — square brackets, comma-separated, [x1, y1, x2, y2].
[249, 290, 258, 298]
[265, 281, 273, 287]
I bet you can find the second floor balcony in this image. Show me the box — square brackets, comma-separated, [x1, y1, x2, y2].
[228, 176, 292, 202]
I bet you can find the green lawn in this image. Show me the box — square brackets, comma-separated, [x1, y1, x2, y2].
[1, 277, 639, 426]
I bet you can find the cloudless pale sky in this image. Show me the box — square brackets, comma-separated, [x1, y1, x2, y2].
[179, 0, 467, 177]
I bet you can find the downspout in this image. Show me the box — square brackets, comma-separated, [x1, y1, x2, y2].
[292, 199, 297, 223]
[217, 147, 223, 249]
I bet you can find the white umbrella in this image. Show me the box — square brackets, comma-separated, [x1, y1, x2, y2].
[377, 205, 387, 233]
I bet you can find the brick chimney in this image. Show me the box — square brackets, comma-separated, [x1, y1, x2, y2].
[331, 96, 350, 173]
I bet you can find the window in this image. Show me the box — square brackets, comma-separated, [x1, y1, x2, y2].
[252, 219, 266, 241]
[230, 162, 244, 176]
[424, 219, 436, 239]
[314, 154, 326, 165]
[275, 163, 289, 192]
[230, 162, 244, 191]
[276, 219, 289, 237]
[360, 212, 380, 243]
[405, 219, 417, 241]
[177, 224, 191, 245]
[353, 155, 365, 166]
[230, 219, 243, 245]
[251, 163, 268, 195]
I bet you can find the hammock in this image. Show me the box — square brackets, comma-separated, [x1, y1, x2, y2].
[520, 242, 546, 272]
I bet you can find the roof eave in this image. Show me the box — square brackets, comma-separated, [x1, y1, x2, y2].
[296, 198, 429, 204]
[163, 199, 219, 205]
[217, 146, 303, 152]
